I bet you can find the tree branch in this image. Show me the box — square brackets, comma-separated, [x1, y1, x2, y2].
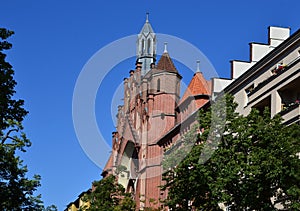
[1, 128, 19, 144]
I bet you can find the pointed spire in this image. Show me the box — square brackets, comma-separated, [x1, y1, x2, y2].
[179, 66, 211, 107]
[137, 14, 156, 75]
[164, 42, 168, 53]
[156, 51, 177, 72]
[196, 60, 201, 72]
[139, 13, 154, 35]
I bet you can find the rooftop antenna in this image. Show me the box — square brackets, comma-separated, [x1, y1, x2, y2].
[146, 12, 149, 23]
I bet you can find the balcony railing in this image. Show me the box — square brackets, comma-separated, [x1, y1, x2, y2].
[248, 57, 300, 96]
[279, 101, 300, 116]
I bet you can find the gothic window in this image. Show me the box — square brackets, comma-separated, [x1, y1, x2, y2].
[141, 39, 145, 54]
[147, 38, 151, 55]
[157, 78, 161, 92]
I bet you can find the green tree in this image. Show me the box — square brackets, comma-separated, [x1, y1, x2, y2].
[44, 205, 58, 211]
[162, 95, 227, 210]
[0, 28, 43, 210]
[162, 95, 300, 210]
[82, 175, 135, 211]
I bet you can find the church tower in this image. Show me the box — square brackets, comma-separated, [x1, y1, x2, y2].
[104, 15, 182, 210]
[137, 13, 156, 75]
[137, 42, 182, 209]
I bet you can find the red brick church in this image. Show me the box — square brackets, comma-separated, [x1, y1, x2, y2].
[102, 16, 211, 210]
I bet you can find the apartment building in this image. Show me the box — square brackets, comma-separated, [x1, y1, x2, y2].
[213, 26, 300, 125]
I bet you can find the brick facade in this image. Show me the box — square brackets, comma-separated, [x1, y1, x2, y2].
[101, 18, 211, 210]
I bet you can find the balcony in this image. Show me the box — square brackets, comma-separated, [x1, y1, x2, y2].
[249, 57, 300, 96]
[247, 58, 300, 106]
[278, 77, 300, 124]
[280, 102, 300, 125]
[247, 65, 288, 97]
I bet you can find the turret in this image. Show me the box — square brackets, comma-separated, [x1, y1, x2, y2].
[136, 13, 157, 75]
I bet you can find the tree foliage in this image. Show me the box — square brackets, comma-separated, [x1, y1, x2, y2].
[44, 205, 58, 211]
[0, 28, 44, 210]
[162, 95, 300, 210]
[82, 175, 136, 211]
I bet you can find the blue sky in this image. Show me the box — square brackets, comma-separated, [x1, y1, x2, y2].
[1, 0, 299, 210]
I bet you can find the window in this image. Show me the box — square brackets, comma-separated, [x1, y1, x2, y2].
[147, 39, 151, 54]
[157, 78, 161, 92]
[141, 39, 145, 54]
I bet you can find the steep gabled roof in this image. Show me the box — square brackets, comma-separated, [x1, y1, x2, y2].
[156, 52, 178, 72]
[180, 72, 211, 104]
[140, 14, 154, 35]
[140, 21, 154, 35]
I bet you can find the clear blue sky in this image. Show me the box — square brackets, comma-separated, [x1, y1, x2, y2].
[1, 0, 299, 210]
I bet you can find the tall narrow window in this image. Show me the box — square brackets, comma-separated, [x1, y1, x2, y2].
[147, 39, 151, 54]
[141, 39, 145, 54]
[157, 78, 161, 92]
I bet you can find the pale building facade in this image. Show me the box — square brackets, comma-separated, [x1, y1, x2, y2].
[213, 26, 300, 125]
[212, 26, 300, 210]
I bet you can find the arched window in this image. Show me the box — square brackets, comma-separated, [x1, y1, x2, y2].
[141, 39, 145, 54]
[147, 39, 151, 54]
[157, 78, 160, 92]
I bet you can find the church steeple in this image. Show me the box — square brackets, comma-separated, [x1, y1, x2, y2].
[137, 13, 156, 75]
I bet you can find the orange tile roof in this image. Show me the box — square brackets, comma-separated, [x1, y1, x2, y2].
[156, 52, 177, 72]
[180, 72, 211, 104]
